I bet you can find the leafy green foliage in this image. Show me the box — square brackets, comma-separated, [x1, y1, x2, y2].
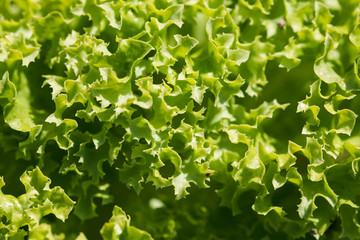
[0, 167, 74, 238]
[1, 0, 360, 239]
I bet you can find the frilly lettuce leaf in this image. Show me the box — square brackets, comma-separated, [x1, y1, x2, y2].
[0, 167, 74, 238]
[100, 206, 153, 240]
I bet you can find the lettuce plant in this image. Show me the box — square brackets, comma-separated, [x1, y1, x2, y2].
[1, 0, 360, 239]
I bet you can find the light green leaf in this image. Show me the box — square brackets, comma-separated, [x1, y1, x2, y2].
[0, 168, 74, 238]
[298, 179, 338, 219]
[0, 72, 16, 107]
[350, 24, 360, 47]
[100, 206, 154, 240]
[3, 71, 37, 132]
